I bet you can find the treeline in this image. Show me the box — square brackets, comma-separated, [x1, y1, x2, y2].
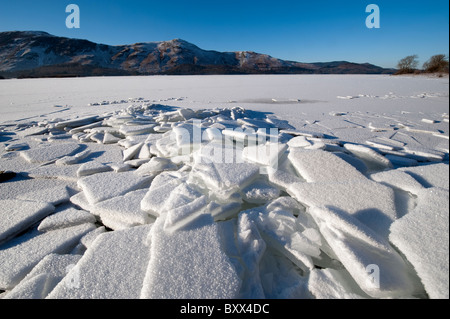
[395, 54, 449, 75]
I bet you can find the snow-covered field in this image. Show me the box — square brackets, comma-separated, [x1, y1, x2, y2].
[0, 74, 448, 300]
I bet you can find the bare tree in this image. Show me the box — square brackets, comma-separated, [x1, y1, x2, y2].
[423, 54, 449, 73]
[396, 55, 419, 74]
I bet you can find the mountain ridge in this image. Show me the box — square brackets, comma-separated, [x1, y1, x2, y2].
[0, 31, 395, 78]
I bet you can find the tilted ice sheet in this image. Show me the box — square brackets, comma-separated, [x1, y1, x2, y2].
[389, 187, 449, 299]
[343, 143, 393, 170]
[241, 208, 318, 274]
[162, 183, 209, 232]
[140, 171, 188, 217]
[399, 163, 449, 190]
[288, 149, 367, 183]
[92, 189, 153, 230]
[370, 169, 424, 195]
[0, 199, 55, 245]
[38, 207, 97, 232]
[288, 179, 397, 239]
[141, 215, 241, 299]
[3, 254, 82, 299]
[77, 171, 152, 205]
[190, 161, 260, 200]
[0, 223, 96, 290]
[309, 206, 416, 298]
[76, 161, 112, 177]
[243, 142, 288, 168]
[308, 268, 365, 299]
[28, 163, 82, 182]
[16, 185, 71, 206]
[47, 225, 152, 299]
[20, 143, 83, 164]
[236, 212, 266, 298]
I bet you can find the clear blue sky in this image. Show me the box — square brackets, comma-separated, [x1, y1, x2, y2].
[0, 0, 448, 68]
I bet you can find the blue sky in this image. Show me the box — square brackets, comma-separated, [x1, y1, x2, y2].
[0, 0, 448, 68]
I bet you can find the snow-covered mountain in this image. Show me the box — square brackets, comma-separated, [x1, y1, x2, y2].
[0, 31, 394, 78]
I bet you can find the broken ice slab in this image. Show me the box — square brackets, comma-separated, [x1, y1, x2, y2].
[384, 154, 418, 167]
[85, 131, 104, 144]
[137, 143, 151, 159]
[243, 142, 288, 169]
[343, 143, 393, 169]
[102, 132, 121, 144]
[119, 123, 156, 136]
[20, 143, 83, 164]
[266, 196, 306, 217]
[5, 142, 29, 151]
[178, 108, 196, 121]
[222, 128, 261, 143]
[122, 142, 144, 161]
[366, 140, 400, 151]
[193, 141, 244, 165]
[28, 163, 81, 183]
[48, 225, 152, 299]
[389, 187, 449, 299]
[155, 133, 179, 158]
[287, 136, 311, 148]
[265, 116, 295, 130]
[38, 207, 97, 232]
[237, 118, 276, 129]
[242, 208, 319, 274]
[288, 178, 397, 239]
[91, 189, 152, 230]
[55, 149, 91, 166]
[16, 185, 71, 206]
[398, 163, 449, 190]
[370, 169, 424, 195]
[280, 129, 324, 138]
[172, 122, 206, 153]
[135, 157, 177, 176]
[3, 254, 82, 299]
[0, 223, 96, 290]
[236, 212, 267, 298]
[164, 193, 209, 232]
[153, 123, 172, 133]
[76, 161, 112, 177]
[308, 268, 365, 299]
[16, 126, 49, 137]
[140, 171, 188, 217]
[141, 216, 241, 299]
[67, 121, 105, 135]
[54, 115, 103, 130]
[403, 146, 445, 162]
[208, 201, 242, 221]
[124, 158, 150, 168]
[241, 180, 280, 204]
[189, 161, 260, 201]
[77, 171, 152, 205]
[0, 199, 55, 245]
[288, 149, 366, 183]
[266, 166, 304, 192]
[309, 206, 416, 298]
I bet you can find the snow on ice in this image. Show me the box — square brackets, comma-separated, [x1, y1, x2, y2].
[0, 75, 448, 299]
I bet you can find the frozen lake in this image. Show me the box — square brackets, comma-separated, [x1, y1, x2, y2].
[0, 74, 448, 300]
[0, 74, 448, 122]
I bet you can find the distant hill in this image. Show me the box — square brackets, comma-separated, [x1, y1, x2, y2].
[0, 31, 395, 78]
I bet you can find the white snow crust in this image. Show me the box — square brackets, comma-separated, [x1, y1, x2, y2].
[0, 75, 448, 299]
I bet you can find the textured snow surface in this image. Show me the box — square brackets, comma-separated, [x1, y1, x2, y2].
[0, 75, 448, 299]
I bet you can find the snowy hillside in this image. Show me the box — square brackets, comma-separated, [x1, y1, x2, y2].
[0, 74, 448, 300]
[0, 31, 393, 77]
